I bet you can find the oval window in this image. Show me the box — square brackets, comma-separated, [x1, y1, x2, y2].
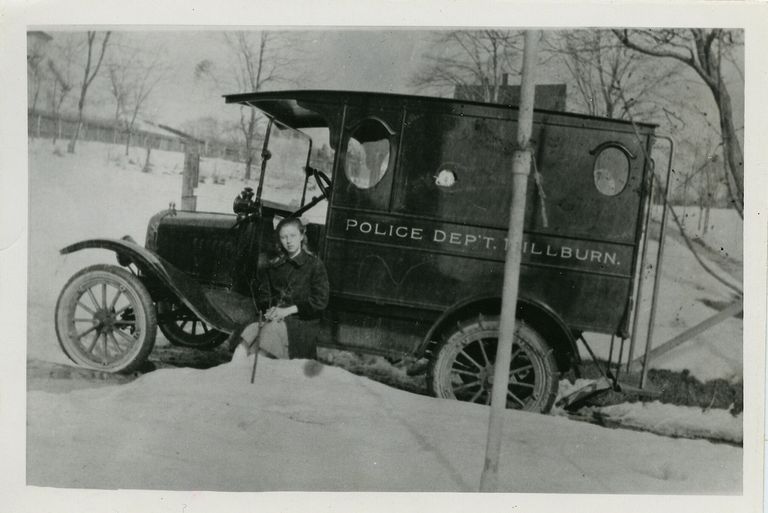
[593, 146, 630, 196]
[344, 119, 392, 189]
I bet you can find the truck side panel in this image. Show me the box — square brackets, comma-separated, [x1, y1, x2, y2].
[326, 103, 651, 340]
[324, 210, 634, 333]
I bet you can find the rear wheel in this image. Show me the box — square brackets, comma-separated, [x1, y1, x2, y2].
[55, 264, 157, 374]
[158, 302, 227, 350]
[428, 316, 558, 413]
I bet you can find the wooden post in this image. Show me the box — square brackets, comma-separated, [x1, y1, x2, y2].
[479, 30, 540, 492]
[143, 138, 153, 173]
[181, 140, 200, 211]
[156, 124, 205, 212]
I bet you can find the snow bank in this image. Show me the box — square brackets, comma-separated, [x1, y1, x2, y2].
[26, 357, 742, 493]
[554, 379, 741, 444]
[589, 401, 742, 444]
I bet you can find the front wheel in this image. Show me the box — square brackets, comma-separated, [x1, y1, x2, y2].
[428, 316, 558, 413]
[55, 264, 157, 373]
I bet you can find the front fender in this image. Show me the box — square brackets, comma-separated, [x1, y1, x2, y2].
[60, 238, 239, 332]
[61, 237, 165, 271]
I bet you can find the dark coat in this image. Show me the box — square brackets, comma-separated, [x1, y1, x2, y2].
[256, 251, 329, 359]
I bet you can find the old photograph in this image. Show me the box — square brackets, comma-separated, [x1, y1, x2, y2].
[3, 2, 765, 511]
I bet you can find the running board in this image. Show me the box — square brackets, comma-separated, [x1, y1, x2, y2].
[557, 377, 661, 411]
[616, 381, 661, 399]
[556, 377, 614, 411]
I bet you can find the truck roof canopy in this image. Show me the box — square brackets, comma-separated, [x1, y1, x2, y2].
[224, 89, 657, 132]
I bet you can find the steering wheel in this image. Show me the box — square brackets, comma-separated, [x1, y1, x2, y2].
[313, 168, 333, 198]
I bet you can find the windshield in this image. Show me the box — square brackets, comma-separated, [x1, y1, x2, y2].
[259, 123, 332, 224]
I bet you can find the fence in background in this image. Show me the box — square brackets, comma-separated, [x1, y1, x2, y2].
[27, 110, 245, 163]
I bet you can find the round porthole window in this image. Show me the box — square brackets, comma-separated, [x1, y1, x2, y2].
[344, 118, 393, 190]
[593, 146, 630, 196]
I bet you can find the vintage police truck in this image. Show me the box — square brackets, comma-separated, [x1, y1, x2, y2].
[55, 90, 660, 413]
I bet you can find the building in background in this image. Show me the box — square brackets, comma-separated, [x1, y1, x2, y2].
[454, 74, 567, 111]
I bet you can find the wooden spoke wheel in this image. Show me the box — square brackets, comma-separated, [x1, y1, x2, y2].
[428, 316, 558, 413]
[55, 265, 157, 374]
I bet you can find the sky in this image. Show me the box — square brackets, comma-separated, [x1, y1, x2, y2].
[49, 29, 431, 127]
[32, 28, 744, 157]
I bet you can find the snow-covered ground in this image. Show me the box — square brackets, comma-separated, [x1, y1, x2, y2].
[22, 139, 748, 497]
[27, 355, 742, 493]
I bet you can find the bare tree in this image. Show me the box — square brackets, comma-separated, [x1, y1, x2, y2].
[126, 58, 163, 155]
[47, 61, 73, 146]
[410, 30, 523, 102]
[613, 29, 744, 217]
[27, 33, 52, 116]
[107, 50, 164, 155]
[106, 60, 130, 141]
[28, 64, 45, 119]
[696, 155, 716, 234]
[546, 30, 679, 120]
[194, 31, 303, 180]
[675, 139, 724, 232]
[67, 31, 111, 154]
[44, 36, 83, 147]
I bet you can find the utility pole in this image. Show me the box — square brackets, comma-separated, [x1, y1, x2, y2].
[479, 29, 540, 492]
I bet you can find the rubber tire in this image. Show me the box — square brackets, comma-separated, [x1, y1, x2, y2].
[158, 302, 227, 350]
[55, 264, 157, 374]
[428, 316, 558, 413]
